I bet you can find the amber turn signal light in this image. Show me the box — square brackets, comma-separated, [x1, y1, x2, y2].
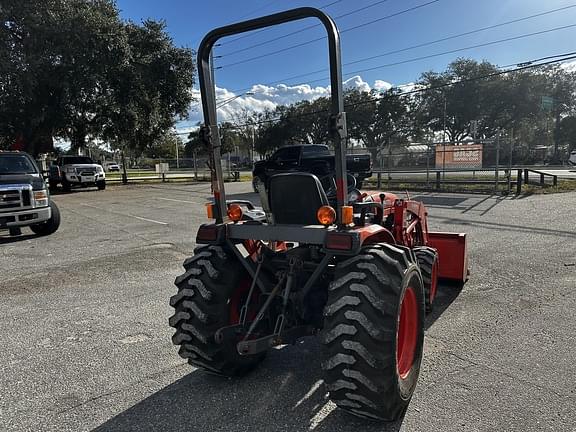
[317, 205, 336, 225]
[227, 204, 243, 222]
[206, 203, 214, 219]
[342, 206, 353, 225]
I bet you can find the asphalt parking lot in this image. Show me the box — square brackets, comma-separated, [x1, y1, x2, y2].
[1, 182, 575, 431]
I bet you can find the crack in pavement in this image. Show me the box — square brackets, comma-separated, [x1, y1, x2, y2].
[51, 362, 190, 416]
[425, 335, 572, 400]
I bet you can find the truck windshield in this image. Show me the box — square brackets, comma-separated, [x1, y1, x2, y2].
[62, 157, 94, 164]
[0, 154, 37, 174]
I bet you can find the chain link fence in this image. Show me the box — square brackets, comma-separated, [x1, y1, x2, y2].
[347, 140, 569, 193]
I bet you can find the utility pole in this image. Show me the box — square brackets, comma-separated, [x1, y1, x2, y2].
[442, 92, 447, 179]
[251, 126, 255, 168]
[175, 139, 179, 169]
[495, 131, 501, 191]
[508, 128, 514, 193]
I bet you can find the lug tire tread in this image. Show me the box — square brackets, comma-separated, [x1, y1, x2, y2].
[321, 243, 425, 421]
[413, 246, 438, 312]
[169, 245, 265, 376]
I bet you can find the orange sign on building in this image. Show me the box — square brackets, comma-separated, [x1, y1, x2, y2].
[435, 144, 483, 169]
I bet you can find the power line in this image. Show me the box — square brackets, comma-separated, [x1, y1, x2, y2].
[330, 23, 576, 83]
[220, 0, 393, 56]
[175, 51, 576, 136]
[234, 0, 281, 22]
[345, 4, 576, 67]
[220, 0, 344, 46]
[226, 22, 576, 94]
[190, 0, 284, 49]
[215, 52, 576, 131]
[217, 0, 441, 69]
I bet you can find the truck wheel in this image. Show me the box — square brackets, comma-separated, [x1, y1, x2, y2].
[30, 202, 61, 236]
[49, 181, 58, 192]
[97, 180, 106, 190]
[62, 179, 71, 192]
[414, 247, 439, 312]
[322, 243, 425, 421]
[169, 245, 266, 376]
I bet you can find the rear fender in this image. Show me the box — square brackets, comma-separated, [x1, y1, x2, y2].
[354, 224, 396, 246]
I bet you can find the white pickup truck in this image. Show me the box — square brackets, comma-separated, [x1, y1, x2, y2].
[49, 155, 106, 192]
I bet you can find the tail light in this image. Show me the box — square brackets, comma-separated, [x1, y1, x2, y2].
[325, 232, 354, 251]
[196, 224, 226, 244]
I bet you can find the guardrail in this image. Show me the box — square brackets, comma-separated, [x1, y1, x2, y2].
[369, 168, 528, 194]
[105, 169, 241, 183]
[523, 169, 558, 188]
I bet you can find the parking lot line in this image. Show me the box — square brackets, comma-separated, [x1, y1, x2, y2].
[80, 203, 168, 225]
[157, 197, 205, 204]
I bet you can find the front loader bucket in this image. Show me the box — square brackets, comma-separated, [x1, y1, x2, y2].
[428, 232, 468, 283]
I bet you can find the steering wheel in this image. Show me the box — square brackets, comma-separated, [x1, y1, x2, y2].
[319, 173, 359, 203]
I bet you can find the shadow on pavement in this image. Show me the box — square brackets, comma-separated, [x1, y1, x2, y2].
[425, 281, 463, 331]
[430, 215, 576, 239]
[94, 340, 403, 432]
[94, 283, 459, 432]
[49, 187, 104, 195]
[0, 232, 37, 244]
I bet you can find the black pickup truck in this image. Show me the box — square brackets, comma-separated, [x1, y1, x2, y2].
[252, 144, 372, 191]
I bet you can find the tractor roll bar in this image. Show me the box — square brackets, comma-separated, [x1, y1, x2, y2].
[197, 7, 348, 225]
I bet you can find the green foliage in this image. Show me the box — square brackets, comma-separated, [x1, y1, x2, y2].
[0, 0, 194, 156]
[556, 116, 576, 152]
[184, 123, 238, 157]
[144, 132, 183, 159]
[102, 20, 194, 153]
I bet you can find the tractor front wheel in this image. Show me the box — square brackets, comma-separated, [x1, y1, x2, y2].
[169, 245, 266, 376]
[414, 246, 439, 312]
[322, 244, 425, 421]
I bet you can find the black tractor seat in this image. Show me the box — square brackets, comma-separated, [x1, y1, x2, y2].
[268, 173, 328, 225]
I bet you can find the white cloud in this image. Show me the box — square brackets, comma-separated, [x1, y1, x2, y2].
[343, 75, 371, 93]
[561, 60, 576, 73]
[373, 80, 393, 91]
[177, 75, 398, 133]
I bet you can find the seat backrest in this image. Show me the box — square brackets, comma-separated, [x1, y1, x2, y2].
[268, 173, 328, 225]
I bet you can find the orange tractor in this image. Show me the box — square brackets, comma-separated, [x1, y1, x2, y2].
[169, 7, 468, 421]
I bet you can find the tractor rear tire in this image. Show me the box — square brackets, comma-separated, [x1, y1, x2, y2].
[321, 243, 425, 421]
[414, 247, 439, 312]
[169, 245, 266, 376]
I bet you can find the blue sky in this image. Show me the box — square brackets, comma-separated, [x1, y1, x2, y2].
[116, 0, 576, 128]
